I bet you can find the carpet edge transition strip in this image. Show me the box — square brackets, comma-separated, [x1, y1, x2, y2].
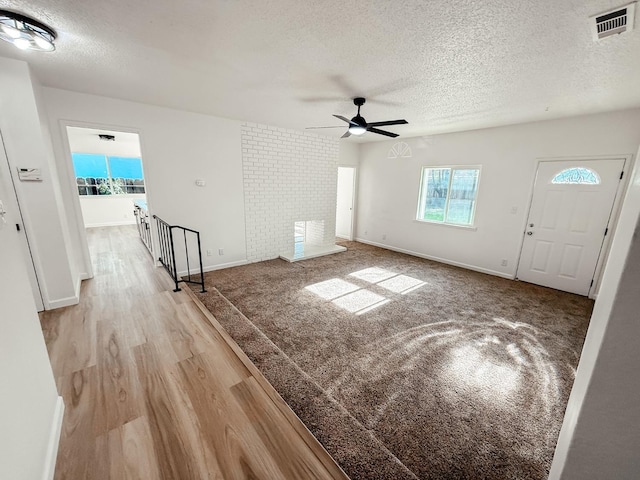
[186, 284, 420, 480]
[182, 285, 351, 480]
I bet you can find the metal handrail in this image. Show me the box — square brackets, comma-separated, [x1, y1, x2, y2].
[152, 215, 206, 293]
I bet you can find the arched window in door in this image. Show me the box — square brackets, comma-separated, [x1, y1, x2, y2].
[551, 167, 600, 185]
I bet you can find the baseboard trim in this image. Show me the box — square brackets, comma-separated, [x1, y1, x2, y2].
[177, 259, 249, 276]
[42, 396, 64, 480]
[85, 220, 136, 228]
[47, 294, 80, 310]
[354, 238, 514, 280]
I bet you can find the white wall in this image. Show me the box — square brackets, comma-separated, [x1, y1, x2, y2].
[42, 87, 247, 274]
[356, 110, 640, 278]
[67, 127, 142, 157]
[79, 195, 144, 227]
[241, 123, 339, 261]
[0, 138, 63, 480]
[339, 140, 359, 167]
[549, 142, 640, 479]
[0, 57, 77, 309]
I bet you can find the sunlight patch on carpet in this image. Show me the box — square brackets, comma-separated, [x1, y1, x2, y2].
[305, 278, 360, 300]
[332, 289, 390, 315]
[377, 274, 426, 294]
[349, 267, 397, 283]
[446, 344, 521, 403]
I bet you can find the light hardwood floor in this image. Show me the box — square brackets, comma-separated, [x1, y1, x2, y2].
[40, 225, 348, 480]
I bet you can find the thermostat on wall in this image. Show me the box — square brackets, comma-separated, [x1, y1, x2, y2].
[17, 168, 43, 181]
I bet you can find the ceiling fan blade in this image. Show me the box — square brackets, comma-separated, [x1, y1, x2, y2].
[333, 114, 355, 125]
[368, 119, 408, 127]
[367, 127, 399, 138]
[305, 126, 346, 129]
[341, 130, 351, 138]
[299, 96, 346, 103]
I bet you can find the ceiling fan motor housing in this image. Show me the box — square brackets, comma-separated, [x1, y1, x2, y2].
[324, 97, 407, 138]
[351, 114, 367, 127]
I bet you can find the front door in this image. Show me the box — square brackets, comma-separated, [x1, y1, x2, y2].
[516, 159, 625, 296]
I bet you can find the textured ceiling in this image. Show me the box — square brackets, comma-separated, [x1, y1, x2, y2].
[2, 0, 640, 140]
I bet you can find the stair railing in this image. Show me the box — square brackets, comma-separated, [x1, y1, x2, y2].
[133, 203, 153, 254]
[152, 215, 206, 293]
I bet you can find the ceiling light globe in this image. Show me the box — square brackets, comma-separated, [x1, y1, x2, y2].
[13, 37, 30, 50]
[0, 23, 21, 39]
[348, 125, 367, 135]
[0, 11, 56, 52]
[33, 34, 54, 51]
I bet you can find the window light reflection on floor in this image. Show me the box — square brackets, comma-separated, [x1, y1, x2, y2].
[306, 267, 427, 315]
[332, 289, 390, 315]
[349, 267, 397, 283]
[377, 274, 426, 294]
[305, 278, 360, 300]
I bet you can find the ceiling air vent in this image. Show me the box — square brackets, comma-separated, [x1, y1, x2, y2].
[590, 2, 636, 40]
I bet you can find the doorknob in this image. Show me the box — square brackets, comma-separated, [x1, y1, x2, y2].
[527, 231, 533, 235]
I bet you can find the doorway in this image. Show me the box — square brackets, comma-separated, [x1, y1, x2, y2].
[336, 166, 356, 241]
[516, 158, 625, 296]
[66, 126, 147, 229]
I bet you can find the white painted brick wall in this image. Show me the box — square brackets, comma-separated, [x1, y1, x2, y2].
[241, 123, 339, 262]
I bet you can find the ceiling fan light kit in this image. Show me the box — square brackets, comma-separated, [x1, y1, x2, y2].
[330, 97, 408, 138]
[0, 10, 56, 52]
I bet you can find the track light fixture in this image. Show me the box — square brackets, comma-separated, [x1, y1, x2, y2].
[0, 10, 56, 52]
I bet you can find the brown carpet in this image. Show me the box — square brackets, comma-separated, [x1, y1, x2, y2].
[192, 241, 593, 480]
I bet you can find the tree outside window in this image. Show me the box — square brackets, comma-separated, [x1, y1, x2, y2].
[417, 166, 480, 226]
[72, 153, 145, 196]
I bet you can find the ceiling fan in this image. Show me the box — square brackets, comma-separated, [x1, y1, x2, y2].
[308, 97, 408, 138]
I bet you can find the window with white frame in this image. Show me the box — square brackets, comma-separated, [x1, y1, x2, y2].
[72, 153, 145, 196]
[416, 166, 480, 226]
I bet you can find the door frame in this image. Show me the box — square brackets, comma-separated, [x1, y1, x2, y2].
[515, 155, 632, 299]
[336, 165, 357, 241]
[0, 129, 45, 311]
[56, 119, 155, 279]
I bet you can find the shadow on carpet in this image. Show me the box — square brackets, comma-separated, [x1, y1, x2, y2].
[193, 241, 593, 480]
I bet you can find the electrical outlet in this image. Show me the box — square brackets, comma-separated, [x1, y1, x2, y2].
[501, 259, 508, 267]
[206, 249, 212, 256]
[218, 248, 224, 255]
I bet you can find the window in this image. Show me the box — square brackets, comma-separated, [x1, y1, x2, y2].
[72, 153, 145, 195]
[417, 166, 480, 226]
[551, 167, 600, 185]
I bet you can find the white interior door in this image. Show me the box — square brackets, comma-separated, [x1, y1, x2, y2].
[517, 159, 625, 296]
[0, 132, 44, 311]
[336, 167, 355, 240]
